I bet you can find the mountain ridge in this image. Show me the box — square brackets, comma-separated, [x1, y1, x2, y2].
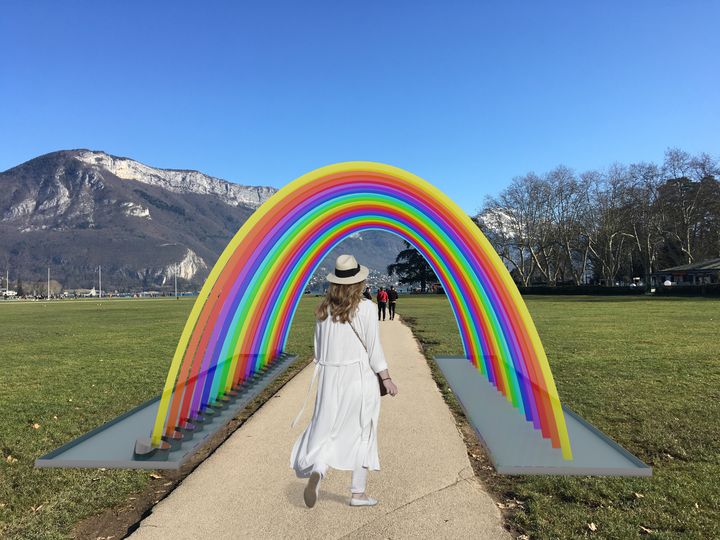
[0, 150, 405, 292]
[3, 149, 277, 209]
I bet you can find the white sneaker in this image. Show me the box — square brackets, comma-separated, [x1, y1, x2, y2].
[349, 496, 378, 507]
[304, 472, 321, 508]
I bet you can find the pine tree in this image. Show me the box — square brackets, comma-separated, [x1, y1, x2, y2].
[387, 241, 437, 292]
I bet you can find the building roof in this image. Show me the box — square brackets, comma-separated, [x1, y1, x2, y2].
[659, 257, 720, 272]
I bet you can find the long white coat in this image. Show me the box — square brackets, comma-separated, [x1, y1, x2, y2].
[290, 298, 388, 476]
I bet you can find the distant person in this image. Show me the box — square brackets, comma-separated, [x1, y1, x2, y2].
[376, 287, 388, 321]
[363, 286, 372, 300]
[388, 286, 398, 320]
[290, 254, 398, 509]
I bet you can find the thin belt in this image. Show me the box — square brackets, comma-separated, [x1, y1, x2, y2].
[290, 359, 368, 436]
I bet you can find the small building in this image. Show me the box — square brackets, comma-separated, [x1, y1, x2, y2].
[64, 288, 95, 297]
[139, 291, 161, 298]
[651, 258, 720, 287]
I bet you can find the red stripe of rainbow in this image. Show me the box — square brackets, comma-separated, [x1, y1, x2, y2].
[149, 163, 572, 460]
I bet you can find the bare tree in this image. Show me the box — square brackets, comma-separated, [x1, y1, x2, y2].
[585, 165, 635, 285]
[657, 148, 711, 264]
[476, 148, 720, 288]
[505, 174, 560, 284]
[476, 200, 537, 286]
[625, 161, 663, 286]
[546, 166, 593, 285]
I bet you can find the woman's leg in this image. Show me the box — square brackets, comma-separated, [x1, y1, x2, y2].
[312, 461, 328, 478]
[350, 465, 369, 496]
[305, 461, 327, 508]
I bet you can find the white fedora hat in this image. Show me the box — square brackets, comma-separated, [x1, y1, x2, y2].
[327, 254, 369, 284]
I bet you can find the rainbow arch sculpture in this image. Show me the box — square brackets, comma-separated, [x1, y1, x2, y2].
[148, 162, 573, 460]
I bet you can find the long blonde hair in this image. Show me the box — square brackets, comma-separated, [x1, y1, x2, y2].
[316, 281, 365, 323]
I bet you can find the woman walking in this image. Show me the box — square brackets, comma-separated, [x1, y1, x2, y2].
[290, 254, 398, 508]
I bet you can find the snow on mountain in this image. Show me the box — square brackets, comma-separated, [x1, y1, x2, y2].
[74, 150, 276, 208]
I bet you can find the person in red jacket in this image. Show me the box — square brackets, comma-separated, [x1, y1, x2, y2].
[376, 288, 388, 321]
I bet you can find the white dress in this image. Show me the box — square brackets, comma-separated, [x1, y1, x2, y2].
[290, 298, 388, 476]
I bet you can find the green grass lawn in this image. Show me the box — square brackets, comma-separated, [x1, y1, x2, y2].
[398, 295, 720, 539]
[0, 295, 718, 538]
[0, 298, 316, 540]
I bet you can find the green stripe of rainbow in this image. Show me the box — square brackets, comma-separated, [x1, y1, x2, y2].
[149, 162, 572, 460]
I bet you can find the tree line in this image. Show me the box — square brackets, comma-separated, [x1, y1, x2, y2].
[476, 148, 720, 287]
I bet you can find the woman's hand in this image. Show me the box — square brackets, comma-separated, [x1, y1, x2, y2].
[383, 378, 398, 396]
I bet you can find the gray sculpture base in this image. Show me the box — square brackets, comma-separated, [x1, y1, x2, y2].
[434, 356, 651, 476]
[35, 353, 298, 470]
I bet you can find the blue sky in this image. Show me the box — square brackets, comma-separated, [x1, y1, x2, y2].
[1, 1, 718, 212]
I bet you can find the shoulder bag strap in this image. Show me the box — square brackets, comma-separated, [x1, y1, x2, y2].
[349, 319, 368, 353]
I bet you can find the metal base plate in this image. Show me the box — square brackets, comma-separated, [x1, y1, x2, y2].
[34, 353, 298, 470]
[434, 356, 652, 476]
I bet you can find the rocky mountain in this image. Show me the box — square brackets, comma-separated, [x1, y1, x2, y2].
[0, 150, 405, 292]
[73, 150, 275, 208]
